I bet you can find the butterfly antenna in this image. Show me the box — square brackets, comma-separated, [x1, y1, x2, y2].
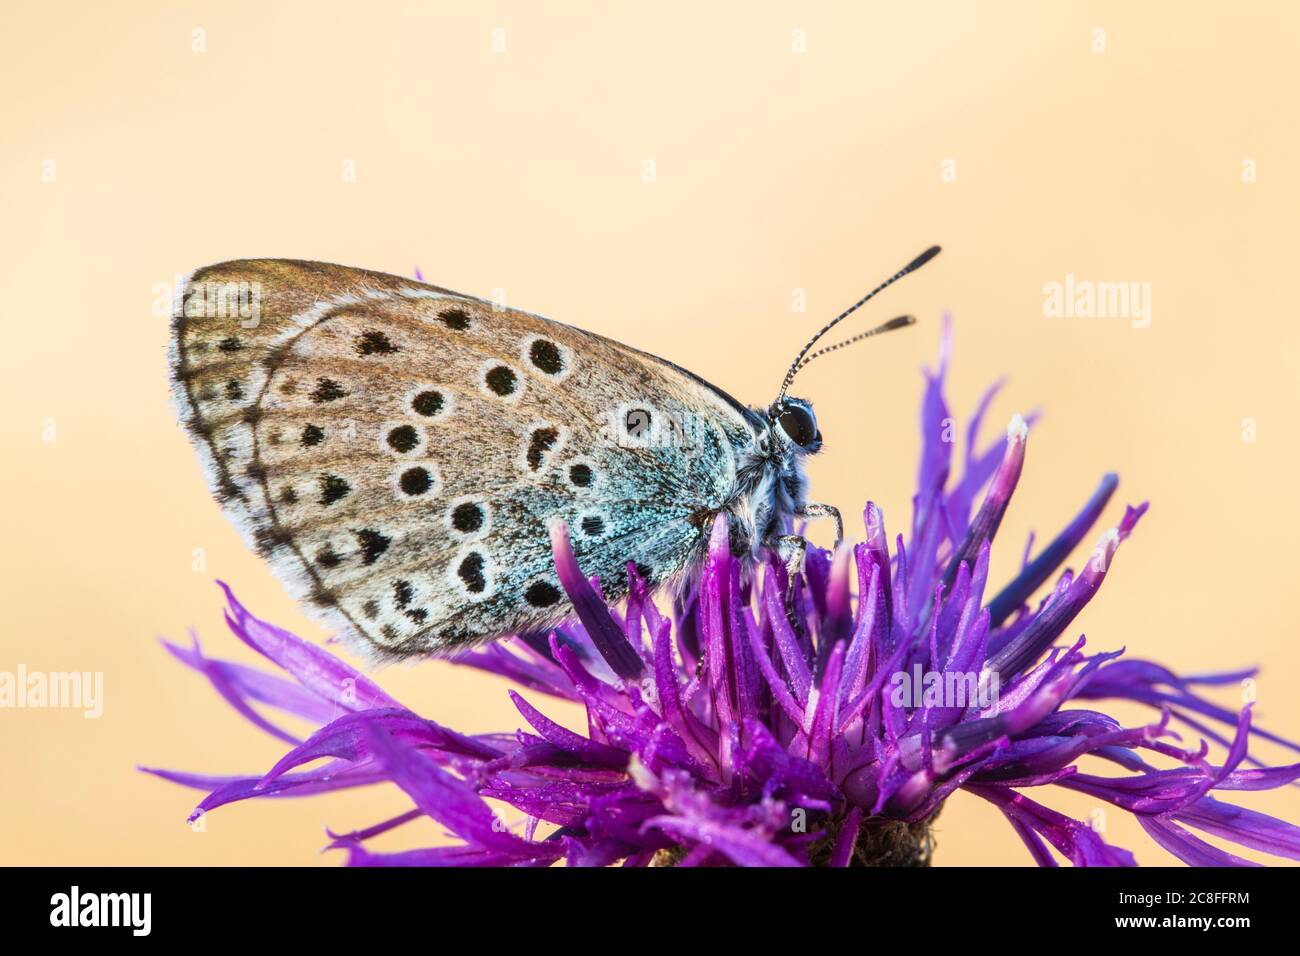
[776, 245, 940, 404]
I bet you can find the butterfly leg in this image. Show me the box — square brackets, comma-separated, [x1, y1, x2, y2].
[775, 534, 809, 633]
[797, 502, 844, 546]
[773, 507, 842, 632]
[776, 534, 808, 576]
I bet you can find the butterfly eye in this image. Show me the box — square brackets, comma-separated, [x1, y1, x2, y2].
[776, 403, 819, 448]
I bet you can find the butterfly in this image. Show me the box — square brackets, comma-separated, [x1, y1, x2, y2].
[170, 248, 939, 658]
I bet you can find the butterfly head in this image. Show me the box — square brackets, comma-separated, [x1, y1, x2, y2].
[761, 247, 941, 467]
[768, 397, 822, 455]
[769, 246, 940, 455]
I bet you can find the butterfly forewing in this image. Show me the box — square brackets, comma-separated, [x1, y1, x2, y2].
[171, 259, 753, 657]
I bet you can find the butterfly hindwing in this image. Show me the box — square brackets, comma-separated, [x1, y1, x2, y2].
[171, 259, 756, 656]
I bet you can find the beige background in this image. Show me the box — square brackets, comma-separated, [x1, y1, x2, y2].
[2, 1, 1298, 866]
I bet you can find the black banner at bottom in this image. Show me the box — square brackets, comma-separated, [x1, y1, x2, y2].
[0, 864, 1281, 940]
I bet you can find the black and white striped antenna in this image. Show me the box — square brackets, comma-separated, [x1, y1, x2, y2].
[776, 245, 940, 404]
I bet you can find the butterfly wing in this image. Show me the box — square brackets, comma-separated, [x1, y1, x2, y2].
[171, 259, 758, 657]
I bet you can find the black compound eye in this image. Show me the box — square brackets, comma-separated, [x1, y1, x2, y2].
[776, 404, 818, 447]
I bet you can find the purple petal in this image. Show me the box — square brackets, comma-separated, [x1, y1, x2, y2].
[643, 815, 804, 867]
[218, 583, 401, 711]
[549, 521, 645, 680]
[1173, 796, 1300, 862]
[1136, 815, 1260, 867]
[985, 511, 1145, 679]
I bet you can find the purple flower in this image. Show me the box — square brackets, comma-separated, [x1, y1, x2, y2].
[144, 321, 1300, 866]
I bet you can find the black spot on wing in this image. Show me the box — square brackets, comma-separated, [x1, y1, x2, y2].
[355, 529, 391, 565]
[439, 308, 471, 331]
[524, 581, 562, 608]
[458, 552, 486, 593]
[485, 365, 517, 396]
[529, 339, 564, 375]
[319, 474, 350, 505]
[387, 425, 420, 453]
[399, 466, 432, 496]
[451, 502, 485, 533]
[412, 390, 444, 416]
[310, 378, 347, 403]
[355, 330, 400, 355]
[526, 427, 559, 471]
